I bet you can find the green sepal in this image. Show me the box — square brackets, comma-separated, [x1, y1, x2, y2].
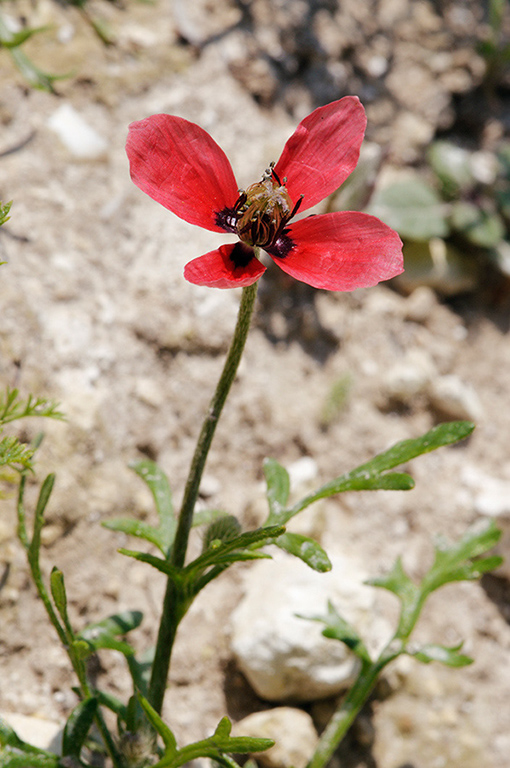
[103, 459, 176, 556]
[202, 515, 242, 552]
[409, 642, 473, 667]
[49, 567, 73, 637]
[62, 696, 98, 757]
[300, 600, 372, 665]
[71, 639, 93, 660]
[275, 532, 331, 572]
[185, 525, 285, 575]
[49, 567, 66, 617]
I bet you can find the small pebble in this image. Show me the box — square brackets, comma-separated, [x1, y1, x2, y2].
[404, 286, 437, 323]
[40, 524, 64, 547]
[199, 474, 222, 498]
[47, 104, 108, 160]
[233, 708, 318, 768]
[428, 375, 483, 421]
[287, 457, 319, 490]
[384, 349, 436, 401]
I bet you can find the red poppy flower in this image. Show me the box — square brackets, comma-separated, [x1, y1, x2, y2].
[126, 97, 403, 290]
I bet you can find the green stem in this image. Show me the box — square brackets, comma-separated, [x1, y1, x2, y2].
[148, 282, 259, 713]
[307, 647, 401, 768]
[17, 475, 125, 768]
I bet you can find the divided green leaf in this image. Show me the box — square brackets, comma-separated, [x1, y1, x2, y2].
[0, 200, 12, 227]
[422, 519, 502, 594]
[301, 600, 372, 664]
[0, 25, 50, 48]
[151, 715, 274, 768]
[263, 458, 290, 524]
[409, 642, 473, 667]
[275, 532, 331, 572]
[369, 519, 502, 640]
[0, 388, 63, 425]
[78, 610, 143, 658]
[0, 435, 34, 470]
[285, 422, 473, 521]
[103, 460, 176, 556]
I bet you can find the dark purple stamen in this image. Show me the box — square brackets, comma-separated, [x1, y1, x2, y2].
[216, 207, 239, 233]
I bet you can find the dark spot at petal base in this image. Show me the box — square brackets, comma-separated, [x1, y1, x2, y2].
[230, 242, 256, 268]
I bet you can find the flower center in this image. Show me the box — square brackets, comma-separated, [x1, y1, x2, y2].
[216, 166, 303, 259]
[235, 177, 293, 248]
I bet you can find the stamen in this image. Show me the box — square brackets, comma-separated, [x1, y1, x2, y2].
[289, 195, 304, 219]
[234, 192, 247, 212]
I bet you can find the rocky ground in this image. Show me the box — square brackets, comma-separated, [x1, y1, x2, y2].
[1, 1, 510, 767]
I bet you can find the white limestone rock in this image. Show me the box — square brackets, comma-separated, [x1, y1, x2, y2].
[0, 711, 62, 753]
[230, 553, 381, 702]
[47, 104, 108, 160]
[233, 707, 318, 768]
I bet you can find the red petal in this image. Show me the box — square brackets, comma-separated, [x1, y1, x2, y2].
[126, 115, 239, 233]
[273, 97, 367, 213]
[273, 212, 403, 291]
[184, 243, 266, 289]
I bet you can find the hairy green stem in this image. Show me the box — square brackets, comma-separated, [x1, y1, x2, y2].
[148, 282, 259, 713]
[307, 647, 401, 768]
